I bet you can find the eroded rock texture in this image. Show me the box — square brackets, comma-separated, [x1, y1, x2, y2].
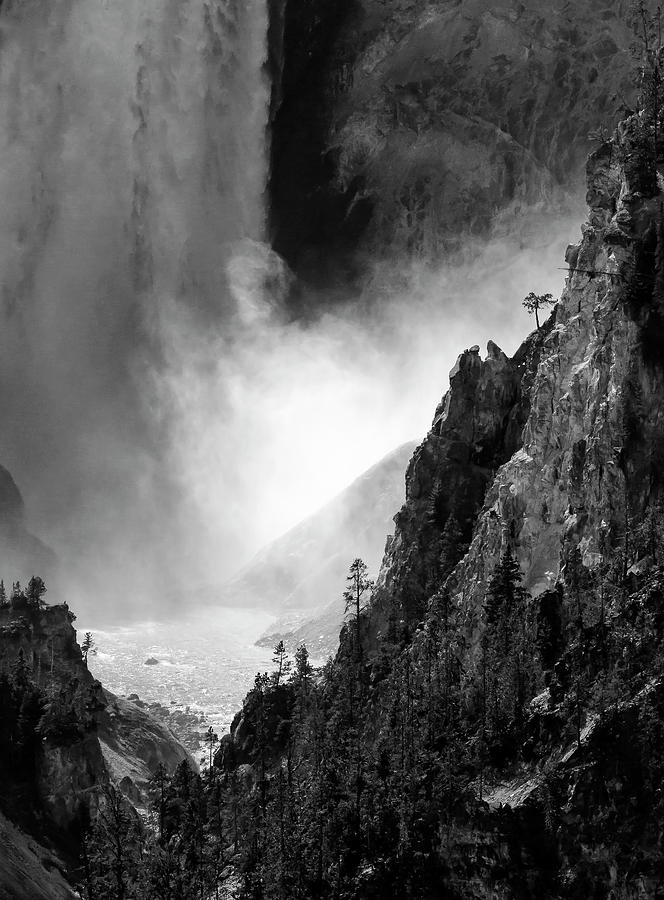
[377, 118, 664, 629]
[0, 604, 193, 898]
[270, 0, 648, 283]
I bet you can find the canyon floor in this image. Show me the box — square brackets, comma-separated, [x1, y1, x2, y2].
[84, 608, 276, 739]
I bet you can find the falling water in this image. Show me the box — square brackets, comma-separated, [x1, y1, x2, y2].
[0, 0, 272, 610]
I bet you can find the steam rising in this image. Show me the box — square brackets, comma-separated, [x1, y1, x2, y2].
[0, 2, 582, 619]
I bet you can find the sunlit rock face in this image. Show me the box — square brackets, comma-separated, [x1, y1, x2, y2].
[270, 0, 646, 282]
[373, 115, 664, 647]
[372, 329, 549, 626]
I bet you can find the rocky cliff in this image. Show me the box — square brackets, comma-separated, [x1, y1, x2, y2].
[0, 602, 193, 898]
[380, 114, 664, 631]
[270, 0, 648, 285]
[216, 113, 664, 897]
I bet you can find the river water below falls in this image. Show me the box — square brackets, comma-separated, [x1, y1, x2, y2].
[84, 607, 275, 742]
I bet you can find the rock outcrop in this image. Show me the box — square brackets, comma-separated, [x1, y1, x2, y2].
[377, 118, 664, 632]
[373, 330, 549, 626]
[219, 113, 664, 896]
[270, 0, 648, 285]
[0, 603, 194, 897]
[0, 811, 75, 900]
[361, 116, 664, 892]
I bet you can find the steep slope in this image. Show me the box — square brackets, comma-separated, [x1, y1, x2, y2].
[376, 116, 664, 631]
[270, 0, 647, 284]
[221, 441, 416, 630]
[0, 811, 75, 900]
[0, 601, 193, 897]
[215, 114, 664, 898]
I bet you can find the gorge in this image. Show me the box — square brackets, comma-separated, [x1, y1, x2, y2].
[1, 1, 664, 898]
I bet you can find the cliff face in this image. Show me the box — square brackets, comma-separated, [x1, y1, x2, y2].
[374, 333, 548, 626]
[0, 603, 193, 897]
[0, 811, 76, 900]
[218, 116, 664, 897]
[382, 119, 664, 630]
[364, 117, 664, 893]
[270, 0, 646, 285]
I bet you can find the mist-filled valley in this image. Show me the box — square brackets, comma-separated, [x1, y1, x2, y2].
[4, 1, 664, 897]
[0, 0, 611, 621]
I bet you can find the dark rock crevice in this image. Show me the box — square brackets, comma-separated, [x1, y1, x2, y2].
[268, 0, 362, 287]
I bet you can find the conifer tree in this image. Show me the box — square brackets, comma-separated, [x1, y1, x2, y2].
[293, 643, 313, 686]
[522, 292, 555, 329]
[85, 784, 142, 900]
[343, 558, 374, 660]
[485, 545, 526, 647]
[204, 725, 219, 771]
[439, 512, 465, 581]
[81, 632, 96, 666]
[272, 640, 291, 686]
[25, 576, 47, 610]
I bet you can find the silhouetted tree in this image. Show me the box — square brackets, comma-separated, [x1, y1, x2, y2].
[344, 559, 373, 659]
[25, 576, 47, 610]
[271, 640, 291, 686]
[81, 632, 96, 666]
[522, 292, 555, 329]
[204, 725, 219, 771]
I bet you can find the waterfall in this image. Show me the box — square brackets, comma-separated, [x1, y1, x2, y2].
[0, 0, 272, 608]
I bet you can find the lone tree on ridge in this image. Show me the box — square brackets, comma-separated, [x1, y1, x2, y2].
[522, 291, 555, 329]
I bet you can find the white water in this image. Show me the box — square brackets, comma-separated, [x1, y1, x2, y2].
[0, 0, 272, 610]
[0, 0, 576, 625]
[84, 607, 275, 734]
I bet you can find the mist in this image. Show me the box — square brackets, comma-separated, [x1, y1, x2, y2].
[0, 2, 584, 621]
[162, 206, 583, 577]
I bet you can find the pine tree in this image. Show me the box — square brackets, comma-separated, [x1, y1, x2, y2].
[293, 644, 313, 686]
[439, 512, 465, 581]
[84, 784, 143, 900]
[272, 640, 291, 686]
[147, 762, 170, 841]
[25, 576, 47, 610]
[522, 292, 555, 329]
[485, 545, 525, 639]
[343, 559, 374, 660]
[81, 632, 96, 666]
[204, 725, 219, 771]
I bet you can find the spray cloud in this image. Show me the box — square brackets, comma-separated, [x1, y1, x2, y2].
[0, 0, 582, 619]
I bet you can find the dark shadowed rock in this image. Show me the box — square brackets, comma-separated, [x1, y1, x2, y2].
[270, 0, 648, 287]
[0, 603, 194, 897]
